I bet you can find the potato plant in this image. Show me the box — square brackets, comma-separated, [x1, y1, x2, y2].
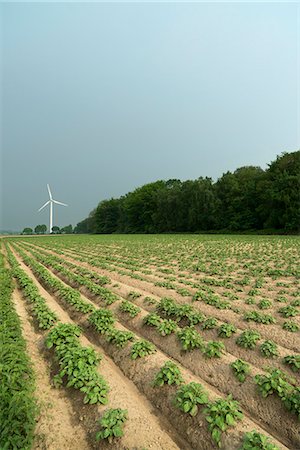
[177, 326, 204, 351]
[236, 330, 261, 349]
[96, 408, 128, 443]
[260, 340, 278, 358]
[174, 382, 208, 416]
[119, 300, 141, 318]
[283, 355, 300, 373]
[203, 341, 225, 358]
[153, 361, 184, 386]
[240, 430, 279, 450]
[230, 359, 250, 382]
[204, 395, 243, 447]
[218, 323, 236, 338]
[131, 339, 156, 359]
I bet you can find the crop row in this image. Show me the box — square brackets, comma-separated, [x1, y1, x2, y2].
[0, 250, 37, 449]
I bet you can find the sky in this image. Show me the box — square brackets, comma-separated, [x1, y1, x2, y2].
[1, 1, 299, 231]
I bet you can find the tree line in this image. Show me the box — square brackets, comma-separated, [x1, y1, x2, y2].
[22, 224, 73, 235]
[74, 150, 299, 234]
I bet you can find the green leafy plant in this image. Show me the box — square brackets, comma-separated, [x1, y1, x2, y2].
[143, 296, 157, 305]
[243, 311, 276, 324]
[282, 321, 299, 332]
[283, 355, 300, 373]
[236, 330, 260, 349]
[119, 300, 141, 318]
[278, 305, 298, 318]
[96, 408, 128, 443]
[254, 369, 292, 398]
[187, 311, 206, 325]
[106, 329, 135, 348]
[204, 341, 225, 358]
[204, 395, 243, 447]
[177, 326, 204, 351]
[258, 299, 272, 310]
[88, 308, 115, 334]
[201, 318, 217, 330]
[157, 319, 178, 336]
[127, 290, 141, 300]
[131, 339, 156, 359]
[230, 359, 250, 382]
[153, 361, 184, 386]
[218, 323, 236, 338]
[240, 430, 279, 450]
[143, 312, 161, 327]
[260, 340, 278, 358]
[174, 382, 208, 416]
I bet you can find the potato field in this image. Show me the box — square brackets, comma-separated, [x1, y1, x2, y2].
[1, 234, 299, 450]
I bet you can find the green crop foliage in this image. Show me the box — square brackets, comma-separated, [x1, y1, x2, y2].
[119, 300, 141, 318]
[177, 326, 204, 351]
[254, 369, 292, 398]
[258, 299, 272, 310]
[127, 290, 141, 300]
[236, 330, 261, 349]
[283, 355, 300, 373]
[260, 340, 278, 358]
[46, 323, 81, 349]
[157, 319, 178, 336]
[218, 323, 237, 338]
[187, 311, 206, 325]
[204, 341, 225, 358]
[46, 323, 109, 405]
[240, 430, 279, 450]
[174, 382, 208, 416]
[131, 339, 156, 359]
[156, 297, 178, 317]
[201, 318, 218, 330]
[0, 254, 37, 449]
[153, 361, 184, 387]
[243, 311, 276, 325]
[106, 329, 135, 348]
[143, 313, 162, 327]
[204, 395, 243, 447]
[96, 408, 128, 443]
[282, 321, 299, 332]
[230, 359, 250, 382]
[278, 305, 298, 318]
[88, 308, 115, 334]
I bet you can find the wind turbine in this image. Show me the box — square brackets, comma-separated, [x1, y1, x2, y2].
[38, 184, 67, 233]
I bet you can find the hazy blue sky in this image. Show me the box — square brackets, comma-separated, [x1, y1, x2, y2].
[1, 2, 299, 231]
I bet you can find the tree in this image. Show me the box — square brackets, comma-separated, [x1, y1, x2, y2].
[34, 224, 47, 234]
[51, 226, 60, 234]
[61, 224, 73, 234]
[21, 227, 33, 235]
[93, 199, 122, 233]
[215, 166, 264, 230]
[258, 151, 300, 231]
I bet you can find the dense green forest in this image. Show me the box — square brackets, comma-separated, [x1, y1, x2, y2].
[75, 151, 300, 234]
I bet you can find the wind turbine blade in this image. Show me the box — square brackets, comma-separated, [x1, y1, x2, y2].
[47, 184, 53, 200]
[38, 200, 50, 212]
[53, 200, 68, 207]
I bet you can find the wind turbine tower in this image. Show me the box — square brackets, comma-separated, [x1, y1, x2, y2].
[38, 184, 67, 233]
